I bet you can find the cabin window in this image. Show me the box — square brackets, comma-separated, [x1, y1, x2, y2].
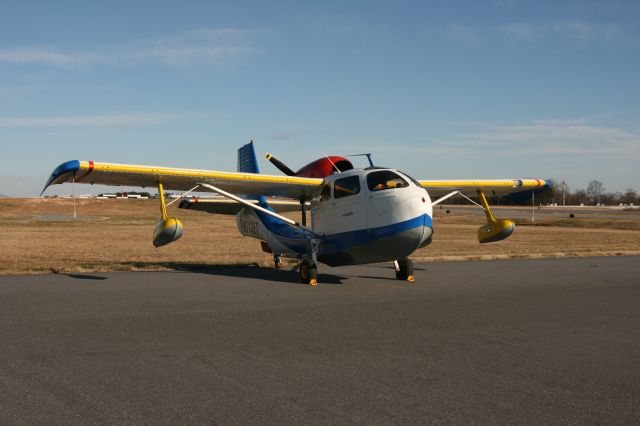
[367, 170, 409, 192]
[320, 184, 332, 202]
[334, 176, 361, 199]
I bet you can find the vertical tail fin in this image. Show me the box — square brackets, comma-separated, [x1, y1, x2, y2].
[237, 141, 267, 205]
[237, 140, 260, 174]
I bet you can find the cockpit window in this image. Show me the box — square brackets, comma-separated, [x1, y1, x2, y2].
[320, 184, 332, 202]
[398, 171, 422, 188]
[367, 170, 409, 192]
[334, 176, 360, 199]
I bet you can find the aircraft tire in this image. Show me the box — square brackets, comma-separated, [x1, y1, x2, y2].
[395, 258, 414, 281]
[274, 255, 283, 269]
[299, 259, 318, 285]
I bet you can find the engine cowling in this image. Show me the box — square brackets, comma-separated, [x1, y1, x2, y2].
[266, 152, 354, 179]
[153, 217, 184, 247]
[295, 156, 353, 178]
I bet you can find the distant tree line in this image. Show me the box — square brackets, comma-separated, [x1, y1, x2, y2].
[446, 179, 639, 206]
[538, 179, 638, 206]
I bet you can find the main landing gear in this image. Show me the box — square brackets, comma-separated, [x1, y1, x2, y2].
[394, 258, 414, 282]
[298, 238, 319, 286]
[298, 259, 318, 286]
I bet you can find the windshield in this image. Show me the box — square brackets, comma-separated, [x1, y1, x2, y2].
[367, 170, 409, 192]
[398, 171, 422, 188]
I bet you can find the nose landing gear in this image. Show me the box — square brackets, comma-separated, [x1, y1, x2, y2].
[394, 258, 414, 282]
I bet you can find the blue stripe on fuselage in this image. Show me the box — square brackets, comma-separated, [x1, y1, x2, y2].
[255, 209, 312, 253]
[320, 214, 432, 255]
[254, 211, 432, 256]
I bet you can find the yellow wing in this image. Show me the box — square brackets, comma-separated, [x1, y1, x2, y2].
[419, 179, 549, 198]
[42, 160, 323, 198]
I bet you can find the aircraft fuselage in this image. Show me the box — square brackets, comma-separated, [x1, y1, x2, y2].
[237, 168, 433, 266]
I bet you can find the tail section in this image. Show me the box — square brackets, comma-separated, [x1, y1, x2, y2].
[237, 141, 267, 205]
[237, 140, 260, 174]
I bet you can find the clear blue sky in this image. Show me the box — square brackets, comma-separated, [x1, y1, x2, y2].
[1, 0, 639, 196]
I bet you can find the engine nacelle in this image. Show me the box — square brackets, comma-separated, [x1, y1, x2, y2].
[153, 217, 184, 247]
[266, 152, 353, 179]
[295, 156, 353, 178]
[478, 219, 514, 244]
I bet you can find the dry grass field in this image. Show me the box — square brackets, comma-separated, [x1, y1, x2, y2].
[1, 198, 639, 275]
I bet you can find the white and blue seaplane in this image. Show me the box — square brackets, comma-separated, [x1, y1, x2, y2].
[42, 142, 549, 284]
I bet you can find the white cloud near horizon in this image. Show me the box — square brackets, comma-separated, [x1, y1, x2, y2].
[0, 28, 258, 68]
[462, 119, 640, 158]
[448, 20, 624, 45]
[501, 21, 623, 43]
[343, 119, 640, 160]
[0, 112, 187, 128]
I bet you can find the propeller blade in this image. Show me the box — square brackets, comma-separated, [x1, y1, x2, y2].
[265, 153, 296, 176]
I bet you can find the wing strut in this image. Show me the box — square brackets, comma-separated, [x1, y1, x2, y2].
[300, 199, 307, 226]
[196, 182, 319, 236]
[166, 185, 201, 207]
[432, 190, 460, 206]
[432, 189, 515, 243]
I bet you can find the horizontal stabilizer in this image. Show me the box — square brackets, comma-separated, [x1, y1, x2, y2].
[179, 198, 309, 215]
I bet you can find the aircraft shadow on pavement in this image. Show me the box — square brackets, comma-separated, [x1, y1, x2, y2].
[366, 264, 428, 271]
[354, 263, 428, 281]
[126, 262, 346, 285]
[64, 274, 108, 280]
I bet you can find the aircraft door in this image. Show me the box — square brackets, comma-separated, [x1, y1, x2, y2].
[311, 183, 332, 235]
[329, 175, 365, 234]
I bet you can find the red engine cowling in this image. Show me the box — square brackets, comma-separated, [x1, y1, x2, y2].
[295, 156, 353, 178]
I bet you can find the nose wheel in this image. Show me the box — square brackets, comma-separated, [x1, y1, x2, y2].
[394, 258, 414, 282]
[299, 259, 318, 285]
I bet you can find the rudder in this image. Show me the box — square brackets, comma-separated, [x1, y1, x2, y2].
[237, 140, 260, 174]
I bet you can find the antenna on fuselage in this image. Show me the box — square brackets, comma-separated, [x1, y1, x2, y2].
[346, 153, 374, 168]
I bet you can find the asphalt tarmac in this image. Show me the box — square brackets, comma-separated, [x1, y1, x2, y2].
[1, 257, 639, 424]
